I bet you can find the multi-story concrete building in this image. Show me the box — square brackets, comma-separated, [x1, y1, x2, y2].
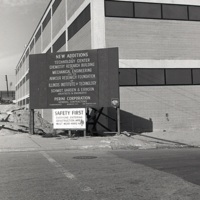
[15, 0, 200, 132]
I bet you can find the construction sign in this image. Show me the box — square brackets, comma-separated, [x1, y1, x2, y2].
[29, 48, 119, 109]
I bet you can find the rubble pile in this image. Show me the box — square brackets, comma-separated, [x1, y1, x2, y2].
[0, 104, 53, 135]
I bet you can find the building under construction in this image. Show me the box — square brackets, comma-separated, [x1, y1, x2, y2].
[15, 0, 200, 133]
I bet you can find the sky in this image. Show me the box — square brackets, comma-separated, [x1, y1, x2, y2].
[0, 0, 50, 90]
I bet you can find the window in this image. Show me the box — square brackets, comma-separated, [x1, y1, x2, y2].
[162, 4, 188, 20]
[23, 77, 26, 84]
[26, 98, 30, 105]
[134, 3, 161, 19]
[22, 56, 25, 63]
[192, 69, 200, 84]
[189, 6, 200, 21]
[35, 27, 41, 42]
[137, 69, 165, 85]
[42, 10, 51, 30]
[119, 68, 136, 86]
[26, 50, 29, 58]
[53, 32, 66, 52]
[26, 73, 29, 81]
[30, 40, 34, 52]
[166, 69, 192, 85]
[68, 4, 90, 40]
[105, 1, 134, 18]
[53, 0, 62, 14]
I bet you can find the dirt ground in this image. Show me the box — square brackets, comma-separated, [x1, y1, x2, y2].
[0, 104, 53, 135]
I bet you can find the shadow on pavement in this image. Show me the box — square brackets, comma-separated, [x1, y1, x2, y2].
[131, 133, 198, 148]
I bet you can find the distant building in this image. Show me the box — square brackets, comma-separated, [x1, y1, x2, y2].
[0, 91, 15, 101]
[15, 0, 200, 132]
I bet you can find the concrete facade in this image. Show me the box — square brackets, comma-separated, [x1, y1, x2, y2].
[15, 0, 200, 132]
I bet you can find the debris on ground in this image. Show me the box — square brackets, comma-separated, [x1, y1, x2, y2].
[0, 104, 53, 135]
[121, 131, 131, 137]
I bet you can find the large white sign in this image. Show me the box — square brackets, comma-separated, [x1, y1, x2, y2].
[53, 108, 86, 129]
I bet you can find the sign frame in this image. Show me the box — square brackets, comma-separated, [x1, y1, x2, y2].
[29, 47, 119, 109]
[53, 108, 86, 130]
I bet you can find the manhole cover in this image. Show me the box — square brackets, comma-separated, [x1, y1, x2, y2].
[73, 156, 97, 159]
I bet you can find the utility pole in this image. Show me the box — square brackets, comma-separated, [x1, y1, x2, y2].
[5, 75, 9, 97]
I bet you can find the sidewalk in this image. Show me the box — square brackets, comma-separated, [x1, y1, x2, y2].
[0, 129, 200, 152]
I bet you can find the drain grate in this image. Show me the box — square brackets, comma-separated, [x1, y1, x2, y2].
[73, 156, 97, 159]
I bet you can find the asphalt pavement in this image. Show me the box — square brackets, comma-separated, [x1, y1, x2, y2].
[1, 149, 200, 200]
[1, 130, 200, 200]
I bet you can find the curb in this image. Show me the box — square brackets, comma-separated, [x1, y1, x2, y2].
[1, 143, 198, 153]
[0, 145, 112, 153]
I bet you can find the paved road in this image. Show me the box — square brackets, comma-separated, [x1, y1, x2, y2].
[0, 149, 200, 200]
[113, 148, 200, 186]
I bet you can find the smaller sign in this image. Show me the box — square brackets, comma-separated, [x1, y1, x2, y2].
[111, 98, 119, 108]
[53, 108, 86, 129]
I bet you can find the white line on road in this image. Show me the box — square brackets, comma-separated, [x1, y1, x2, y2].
[40, 151, 93, 192]
[40, 151, 75, 179]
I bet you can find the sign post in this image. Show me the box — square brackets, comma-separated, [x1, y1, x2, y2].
[29, 109, 34, 134]
[117, 107, 121, 135]
[111, 98, 120, 135]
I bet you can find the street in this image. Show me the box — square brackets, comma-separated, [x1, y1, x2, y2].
[0, 149, 200, 200]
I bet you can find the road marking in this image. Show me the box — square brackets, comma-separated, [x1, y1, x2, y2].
[40, 151, 75, 180]
[40, 151, 92, 192]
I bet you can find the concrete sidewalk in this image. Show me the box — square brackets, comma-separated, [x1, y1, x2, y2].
[0, 129, 200, 152]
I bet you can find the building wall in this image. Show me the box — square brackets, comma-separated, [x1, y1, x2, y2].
[15, 0, 200, 132]
[105, 0, 200, 132]
[67, 0, 85, 20]
[106, 18, 200, 60]
[119, 86, 200, 132]
[42, 22, 51, 51]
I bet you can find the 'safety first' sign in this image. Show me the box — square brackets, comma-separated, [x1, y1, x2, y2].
[53, 108, 86, 129]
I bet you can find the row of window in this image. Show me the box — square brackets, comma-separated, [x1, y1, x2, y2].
[16, 73, 29, 91]
[18, 98, 29, 107]
[16, 49, 29, 74]
[17, 2, 90, 73]
[36, 0, 62, 42]
[17, 0, 63, 71]
[105, 1, 200, 21]
[16, 31, 66, 74]
[16, 68, 200, 106]
[119, 68, 200, 86]
[17, 68, 200, 91]
[17, 29, 67, 85]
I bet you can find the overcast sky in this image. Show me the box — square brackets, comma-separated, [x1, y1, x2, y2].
[0, 0, 50, 90]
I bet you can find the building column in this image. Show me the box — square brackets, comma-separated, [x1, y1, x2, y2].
[90, 0, 106, 49]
